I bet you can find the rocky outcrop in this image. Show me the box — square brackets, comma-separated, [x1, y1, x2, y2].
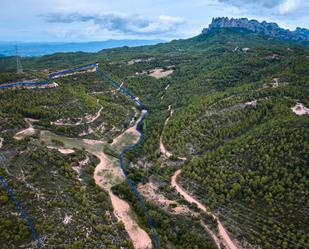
[202, 17, 309, 42]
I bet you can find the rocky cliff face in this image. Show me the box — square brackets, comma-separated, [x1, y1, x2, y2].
[202, 17, 309, 42]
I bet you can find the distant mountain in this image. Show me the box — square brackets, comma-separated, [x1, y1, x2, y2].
[202, 17, 309, 42]
[0, 39, 164, 57]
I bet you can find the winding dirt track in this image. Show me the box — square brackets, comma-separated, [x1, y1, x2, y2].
[171, 170, 238, 249]
[159, 106, 173, 158]
[159, 106, 187, 161]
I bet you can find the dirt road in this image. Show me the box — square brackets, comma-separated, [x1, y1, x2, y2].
[171, 170, 238, 249]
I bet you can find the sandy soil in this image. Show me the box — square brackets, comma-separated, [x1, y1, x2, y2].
[58, 148, 75, 154]
[0, 137, 3, 149]
[291, 103, 309, 115]
[171, 170, 239, 249]
[63, 214, 73, 224]
[110, 191, 152, 249]
[245, 100, 257, 107]
[112, 110, 146, 146]
[83, 139, 104, 146]
[47, 146, 75, 154]
[112, 126, 140, 147]
[201, 221, 222, 249]
[92, 150, 123, 189]
[138, 182, 174, 206]
[93, 150, 152, 249]
[14, 118, 38, 140]
[171, 170, 207, 212]
[148, 68, 174, 79]
[138, 182, 191, 215]
[160, 137, 173, 158]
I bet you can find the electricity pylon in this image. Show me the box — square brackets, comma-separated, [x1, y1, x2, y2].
[16, 46, 23, 73]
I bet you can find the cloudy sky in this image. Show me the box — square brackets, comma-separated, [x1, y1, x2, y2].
[1, 0, 308, 42]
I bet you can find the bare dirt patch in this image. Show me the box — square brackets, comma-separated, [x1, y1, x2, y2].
[291, 103, 309, 116]
[14, 118, 38, 140]
[136, 66, 175, 79]
[148, 67, 174, 79]
[138, 182, 173, 206]
[83, 139, 104, 146]
[245, 100, 257, 107]
[47, 146, 75, 154]
[63, 214, 73, 225]
[0, 137, 3, 149]
[58, 148, 75, 154]
[110, 191, 152, 249]
[138, 182, 191, 215]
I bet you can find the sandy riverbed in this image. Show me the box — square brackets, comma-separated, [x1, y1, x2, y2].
[36, 122, 153, 249]
[93, 150, 152, 249]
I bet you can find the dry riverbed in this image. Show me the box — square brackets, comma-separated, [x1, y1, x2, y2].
[14, 116, 153, 249]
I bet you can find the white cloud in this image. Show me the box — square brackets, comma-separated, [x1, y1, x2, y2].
[0, 0, 308, 41]
[138, 15, 184, 33]
[41, 12, 186, 38]
[278, 0, 301, 14]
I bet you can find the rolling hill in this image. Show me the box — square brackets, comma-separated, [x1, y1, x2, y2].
[0, 17, 308, 249]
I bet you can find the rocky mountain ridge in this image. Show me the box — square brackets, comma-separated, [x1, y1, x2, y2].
[202, 17, 309, 42]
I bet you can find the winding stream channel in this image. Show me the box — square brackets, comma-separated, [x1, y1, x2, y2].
[9, 64, 240, 249]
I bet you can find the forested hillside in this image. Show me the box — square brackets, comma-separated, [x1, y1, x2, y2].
[0, 27, 308, 249]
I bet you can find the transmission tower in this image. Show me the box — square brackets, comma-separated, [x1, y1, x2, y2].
[16, 46, 23, 73]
